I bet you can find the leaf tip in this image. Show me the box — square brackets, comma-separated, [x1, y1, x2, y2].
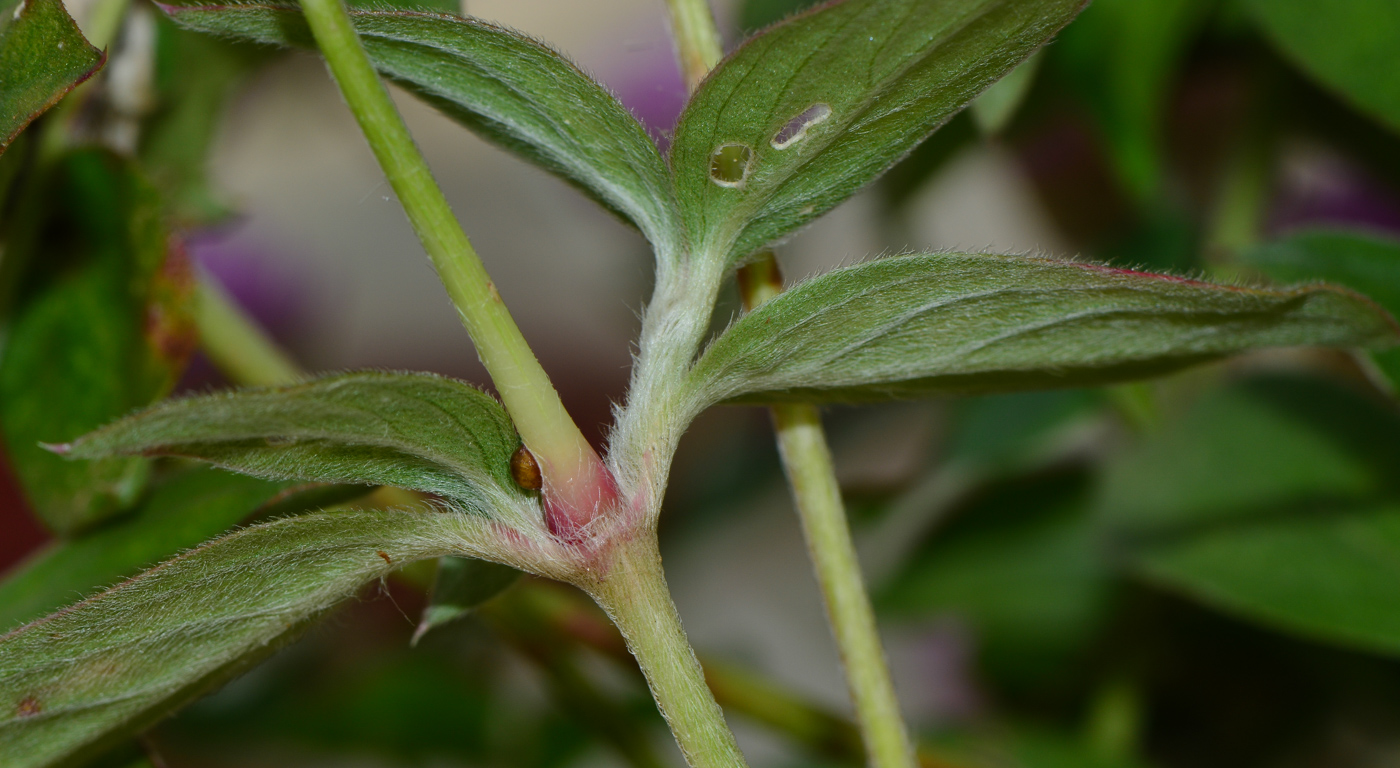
[39, 441, 72, 456]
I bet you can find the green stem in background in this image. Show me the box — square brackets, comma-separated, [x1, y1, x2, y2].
[585, 537, 749, 768]
[664, 0, 723, 91]
[297, 0, 610, 526]
[195, 275, 303, 387]
[739, 255, 918, 768]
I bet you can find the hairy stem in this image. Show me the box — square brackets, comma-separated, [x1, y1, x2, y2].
[738, 255, 917, 768]
[584, 537, 748, 768]
[297, 0, 607, 521]
[195, 275, 303, 387]
[664, 0, 723, 91]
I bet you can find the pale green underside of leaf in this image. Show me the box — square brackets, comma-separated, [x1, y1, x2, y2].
[1138, 505, 1400, 657]
[160, 3, 682, 259]
[413, 555, 521, 644]
[671, 0, 1086, 267]
[0, 0, 103, 151]
[1247, 0, 1400, 134]
[63, 371, 532, 520]
[0, 509, 482, 767]
[689, 252, 1400, 405]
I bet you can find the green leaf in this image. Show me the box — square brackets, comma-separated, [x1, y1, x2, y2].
[1047, 0, 1209, 199]
[670, 0, 1087, 267]
[1240, 228, 1400, 386]
[0, 469, 294, 631]
[969, 49, 1041, 135]
[0, 150, 196, 534]
[412, 556, 521, 644]
[1247, 0, 1400, 134]
[1098, 375, 1400, 534]
[1137, 504, 1400, 657]
[0, 507, 482, 767]
[158, 3, 682, 260]
[689, 252, 1400, 406]
[141, 16, 274, 225]
[0, 0, 104, 152]
[60, 371, 533, 519]
[737, 0, 820, 35]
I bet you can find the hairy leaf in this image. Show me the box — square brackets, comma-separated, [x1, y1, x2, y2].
[1138, 505, 1400, 657]
[1241, 228, 1400, 386]
[670, 0, 1086, 267]
[59, 371, 533, 519]
[412, 556, 521, 644]
[160, 3, 682, 259]
[969, 49, 1041, 135]
[0, 508, 484, 767]
[0, 0, 103, 151]
[0, 151, 196, 534]
[1247, 0, 1400, 134]
[689, 252, 1400, 405]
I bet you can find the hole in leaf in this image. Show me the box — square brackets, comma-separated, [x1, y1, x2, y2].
[709, 143, 754, 187]
[771, 103, 831, 150]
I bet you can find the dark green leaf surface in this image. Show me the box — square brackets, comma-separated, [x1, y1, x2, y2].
[671, 0, 1086, 267]
[1241, 228, 1400, 385]
[0, 151, 195, 534]
[1138, 504, 1400, 657]
[61, 371, 529, 515]
[1048, 0, 1208, 198]
[160, 3, 682, 259]
[0, 0, 103, 151]
[413, 556, 521, 643]
[690, 252, 1400, 405]
[0, 469, 290, 631]
[1247, 0, 1400, 133]
[0, 508, 476, 767]
[1096, 376, 1400, 534]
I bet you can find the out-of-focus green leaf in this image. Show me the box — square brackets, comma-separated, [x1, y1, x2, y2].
[947, 389, 1101, 467]
[671, 0, 1087, 267]
[1247, 0, 1400, 134]
[1240, 228, 1400, 386]
[1097, 376, 1400, 533]
[60, 371, 533, 520]
[0, 508, 484, 767]
[970, 50, 1042, 135]
[159, 4, 682, 261]
[0, 151, 196, 534]
[0, 470, 372, 631]
[1138, 504, 1400, 657]
[879, 470, 1109, 686]
[0, 0, 103, 152]
[141, 17, 272, 225]
[1048, 0, 1209, 199]
[688, 252, 1399, 406]
[413, 556, 521, 644]
[736, 0, 819, 35]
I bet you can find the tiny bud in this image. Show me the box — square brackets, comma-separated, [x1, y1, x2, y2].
[510, 445, 542, 491]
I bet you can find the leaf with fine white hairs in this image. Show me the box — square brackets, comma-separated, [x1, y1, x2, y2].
[689, 252, 1400, 405]
[0, 508, 495, 767]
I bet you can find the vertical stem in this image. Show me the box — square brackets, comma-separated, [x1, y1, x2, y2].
[739, 256, 917, 768]
[664, 0, 723, 91]
[586, 537, 749, 768]
[297, 0, 610, 522]
[195, 276, 304, 387]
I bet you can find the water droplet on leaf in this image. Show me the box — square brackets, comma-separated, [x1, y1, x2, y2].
[709, 143, 754, 187]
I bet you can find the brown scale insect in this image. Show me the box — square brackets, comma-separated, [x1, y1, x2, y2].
[510, 445, 542, 491]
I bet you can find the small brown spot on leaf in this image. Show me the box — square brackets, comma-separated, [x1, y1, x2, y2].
[376, 551, 392, 565]
[16, 696, 41, 718]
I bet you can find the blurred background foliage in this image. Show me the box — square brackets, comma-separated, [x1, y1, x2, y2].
[3, 0, 1400, 766]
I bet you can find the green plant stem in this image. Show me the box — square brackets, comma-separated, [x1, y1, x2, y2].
[195, 275, 303, 387]
[664, 0, 723, 90]
[297, 0, 602, 504]
[739, 255, 917, 768]
[584, 537, 748, 768]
